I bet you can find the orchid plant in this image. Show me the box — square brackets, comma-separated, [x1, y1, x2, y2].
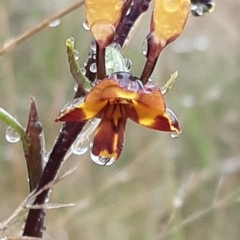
[0, 0, 215, 238]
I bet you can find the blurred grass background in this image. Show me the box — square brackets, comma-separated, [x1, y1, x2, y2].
[1, 0, 240, 239]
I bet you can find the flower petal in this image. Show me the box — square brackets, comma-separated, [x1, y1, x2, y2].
[152, 0, 190, 45]
[126, 100, 181, 133]
[88, 79, 166, 109]
[55, 100, 107, 122]
[92, 104, 126, 160]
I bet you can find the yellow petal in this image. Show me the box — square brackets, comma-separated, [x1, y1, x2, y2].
[126, 100, 180, 132]
[55, 100, 107, 122]
[85, 0, 124, 47]
[152, 0, 190, 45]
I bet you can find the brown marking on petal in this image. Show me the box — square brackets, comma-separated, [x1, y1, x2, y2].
[126, 100, 181, 132]
[92, 104, 126, 160]
[55, 100, 107, 122]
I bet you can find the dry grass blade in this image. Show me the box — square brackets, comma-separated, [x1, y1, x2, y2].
[0, 166, 78, 231]
[0, 0, 84, 57]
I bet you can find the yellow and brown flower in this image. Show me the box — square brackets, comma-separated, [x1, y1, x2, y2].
[55, 72, 181, 165]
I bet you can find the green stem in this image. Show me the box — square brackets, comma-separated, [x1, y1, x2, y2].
[66, 38, 93, 93]
[0, 107, 28, 147]
[161, 71, 178, 95]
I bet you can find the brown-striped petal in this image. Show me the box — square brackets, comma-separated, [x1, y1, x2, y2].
[91, 104, 127, 161]
[55, 100, 107, 122]
[126, 100, 181, 133]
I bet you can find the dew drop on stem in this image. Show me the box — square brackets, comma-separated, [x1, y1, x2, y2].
[5, 126, 20, 143]
[73, 50, 79, 60]
[89, 63, 97, 73]
[82, 20, 90, 31]
[71, 136, 89, 156]
[49, 19, 61, 27]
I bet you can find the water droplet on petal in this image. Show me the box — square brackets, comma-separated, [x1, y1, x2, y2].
[166, 108, 181, 139]
[90, 151, 116, 166]
[49, 19, 61, 27]
[162, 0, 179, 12]
[89, 63, 97, 73]
[72, 136, 89, 156]
[61, 97, 85, 113]
[5, 126, 20, 143]
[82, 20, 90, 31]
[142, 38, 148, 56]
[115, 1, 123, 10]
[73, 50, 79, 60]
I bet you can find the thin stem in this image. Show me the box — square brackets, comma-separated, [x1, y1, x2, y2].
[96, 44, 106, 79]
[0, 0, 84, 57]
[66, 38, 93, 92]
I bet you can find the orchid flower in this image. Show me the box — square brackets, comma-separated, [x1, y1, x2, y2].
[56, 73, 180, 165]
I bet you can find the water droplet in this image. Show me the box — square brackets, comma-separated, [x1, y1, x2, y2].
[82, 20, 90, 31]
[148, 76, 153, 82]
[170, 132, 180, 139]
[124, 58, 132, 72]
[191, 4, 203, 16]
[61, 97, 85, 114]
[73, 50, 79, 60]
[80, 67, 86, 75]
[127, 81, 139, 92]
[90, 152, 116, 166]
[5, 126, 20, 143]
[89, 63, 97, 73]
[162, 0, 179, 12]
[89, 119, 95, 125]
[90, 40, 96, 52]
[43, 151, 50, 162]
[190, 1, 215, 17]
[49, 19, 61, 27]
[110, 43, 121, 51]
[126, 8, 131, 16]
[181, 1, 190, 14]
[73, 83, 78, 92]
[115, 1, 123, 10]
[71, 136, 89, 156]
[142, 38, 148, 56]
[173, 196, 183, 208]
[69, 37, 75, 45]
[166, 108, 181, 139]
